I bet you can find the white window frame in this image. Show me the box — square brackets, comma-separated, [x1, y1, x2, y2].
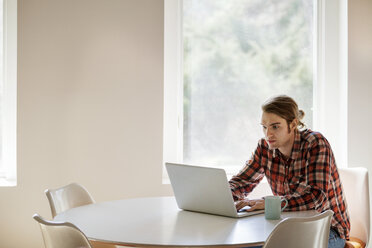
[313, 0, 348, 168]
[163, 0, 348, 182]
[0, 0, 17, 186]
[163, 0, 183, 182]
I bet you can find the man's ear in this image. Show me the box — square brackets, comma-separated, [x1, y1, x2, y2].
[291, 119, 298, 130]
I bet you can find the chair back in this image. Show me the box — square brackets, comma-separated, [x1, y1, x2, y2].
[338, 167, 370, 246]
[262, 210, 333, 248]
[33, 214, 92, 248]
[45, 183, 95, 218]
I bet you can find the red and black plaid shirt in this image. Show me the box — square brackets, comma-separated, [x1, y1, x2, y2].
[229, 129, 350, 240]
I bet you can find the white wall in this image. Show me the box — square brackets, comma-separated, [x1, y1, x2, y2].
[0, 1, 172, 247]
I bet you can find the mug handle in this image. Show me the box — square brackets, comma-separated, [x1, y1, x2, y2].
[281, 198, 288, 211]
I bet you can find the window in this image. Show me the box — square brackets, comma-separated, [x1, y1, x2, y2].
[164, 0, 348, 180]
[182, 0, 314, 171]
[0, 0, 17, 186]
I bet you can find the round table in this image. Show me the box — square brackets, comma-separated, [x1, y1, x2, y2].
[54, 196, 317, 247]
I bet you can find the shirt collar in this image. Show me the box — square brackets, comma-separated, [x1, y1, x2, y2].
[290, 129, 302, 160]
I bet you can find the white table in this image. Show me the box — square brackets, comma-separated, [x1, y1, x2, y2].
[54, 196, 317, 247]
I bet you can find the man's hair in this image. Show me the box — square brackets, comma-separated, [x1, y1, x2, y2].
[261, 95, 305, 130]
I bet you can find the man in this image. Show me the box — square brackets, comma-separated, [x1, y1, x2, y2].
[229, 95, 350, 248]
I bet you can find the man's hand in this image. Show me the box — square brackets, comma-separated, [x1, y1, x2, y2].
[235, 199, 265, 212]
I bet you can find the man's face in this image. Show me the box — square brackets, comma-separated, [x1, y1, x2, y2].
[261, 112, 295, 150]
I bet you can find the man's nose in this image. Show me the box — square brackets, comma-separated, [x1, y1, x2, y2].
[266, 128, 273, 138]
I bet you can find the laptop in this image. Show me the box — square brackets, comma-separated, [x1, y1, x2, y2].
[165, 162, 265, 218]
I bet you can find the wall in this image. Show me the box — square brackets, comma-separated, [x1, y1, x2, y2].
[0, 1, 171, 247]
[348, 0, 372, 246]
[348, 1, 372, 167]
[0, 0, 371, 247]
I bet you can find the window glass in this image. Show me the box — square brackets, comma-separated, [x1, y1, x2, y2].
[183, 0, 314, 167]
[0, 0, 17, 185]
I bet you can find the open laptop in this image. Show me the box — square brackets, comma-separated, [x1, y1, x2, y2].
[165, 162, 265, 218]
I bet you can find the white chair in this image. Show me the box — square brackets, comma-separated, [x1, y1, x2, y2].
[339, 167, 370, 248]
[45, 183, 95, 218]
[33, 213, 93, 248]
[262, 210, 333, 248]
[45, 183, 118, 248]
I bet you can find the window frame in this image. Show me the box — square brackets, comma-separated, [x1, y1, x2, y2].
[163, 0, 348, 182]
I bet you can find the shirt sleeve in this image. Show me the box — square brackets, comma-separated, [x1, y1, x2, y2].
[229, 142, 265, 201]
[283, 138, 331, 211]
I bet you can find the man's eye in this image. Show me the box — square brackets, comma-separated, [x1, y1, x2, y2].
[262, 126, 267, 130]
[273, 125, 279, 129]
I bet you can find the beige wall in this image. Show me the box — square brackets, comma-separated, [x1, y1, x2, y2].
[0, 0, 372, 247]
[348, 2, 372, 246]
[0, 0, 171, 247]
[348, 0, 372, 167]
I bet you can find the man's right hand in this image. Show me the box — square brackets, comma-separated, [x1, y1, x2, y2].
[235, 199, 265, 212]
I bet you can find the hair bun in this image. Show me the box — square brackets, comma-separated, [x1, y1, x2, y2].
[298, 109, 305, 120]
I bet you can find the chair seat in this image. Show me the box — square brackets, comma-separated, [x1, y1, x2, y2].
[344, 237, 366, 248]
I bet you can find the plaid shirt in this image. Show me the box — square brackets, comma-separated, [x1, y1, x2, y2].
[229, 129, 350, 240]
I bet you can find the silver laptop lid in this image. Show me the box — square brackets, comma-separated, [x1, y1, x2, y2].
[165, 162, 240, 217]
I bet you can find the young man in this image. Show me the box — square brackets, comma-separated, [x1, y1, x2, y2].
[229, 95, 350, 248]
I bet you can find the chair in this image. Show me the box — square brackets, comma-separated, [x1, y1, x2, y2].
[45, 183, 118, 248]
[45, 183, 95, 218]
[262, 210, 333, 248]
[33, 213, 93, 248]
[339, 167, 370, 248]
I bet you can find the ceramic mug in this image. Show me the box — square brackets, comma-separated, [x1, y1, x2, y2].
[264, 196, 288, 220]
